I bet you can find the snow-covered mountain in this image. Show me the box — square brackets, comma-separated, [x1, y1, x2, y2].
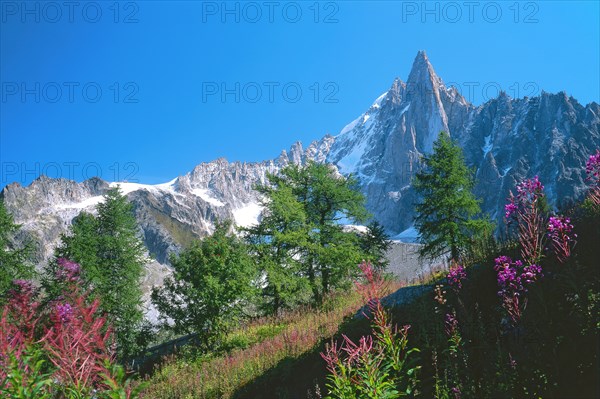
[2, 51, 599, 294]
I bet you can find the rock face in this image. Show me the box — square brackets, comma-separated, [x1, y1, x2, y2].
[325, 51, 599, 235]
[2, 51, 599, 300]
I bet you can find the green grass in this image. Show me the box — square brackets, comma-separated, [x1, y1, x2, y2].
[139, 282, 403, 399]
[138, 210, 600, 399]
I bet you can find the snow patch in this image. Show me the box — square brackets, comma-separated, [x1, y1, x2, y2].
[400, 104, 410, 116]
[388, 191, 401, 201]
[337, 137, 368, 174]
[153, 178, 178, 192]
[392, 226, 420, 243]
[191, 188, 224, 207]
[54, 195, 104, 210]
[337, 91, 387, 137]
[482, 135, 493, 157]
[342, 224, 368, 234]
[233, 202, 262, 228]
[371, 92, 388, 108]
[338, 115, 363, 137]
[109, 179, 178, 196]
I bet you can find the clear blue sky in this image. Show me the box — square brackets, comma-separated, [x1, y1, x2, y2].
[1, 0, 598, 187]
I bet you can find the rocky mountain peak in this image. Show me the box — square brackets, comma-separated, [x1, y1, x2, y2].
[406, 50, 442, 93]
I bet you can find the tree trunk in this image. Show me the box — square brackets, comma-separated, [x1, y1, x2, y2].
[307, 260, 321, 305]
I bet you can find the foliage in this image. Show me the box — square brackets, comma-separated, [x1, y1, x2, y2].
[0, 259, 145, 398]
[247, 161, 369, 308]
[151, 221, 257, 349]
[0, 200, 35, 304]
[413, 131, 492, 260]
[140, 150, 599, 399]
[139, 288, 382, 399]
[321, 262, 420, 399]
[45, 187, 147, 359]
[244, 181, 312, 315]
[360, 221, 392, 270]
[0, 347, 53, 399]
[504, 175, 548, 265]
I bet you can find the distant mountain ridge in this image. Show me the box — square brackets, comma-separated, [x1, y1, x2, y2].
[2, 51, 599, 316]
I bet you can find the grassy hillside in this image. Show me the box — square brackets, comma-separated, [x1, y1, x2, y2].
[139, 207, 599, 399]
[139, 281, 402, 399]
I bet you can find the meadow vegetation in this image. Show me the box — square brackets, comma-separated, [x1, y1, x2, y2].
[1, 145, 599, 398]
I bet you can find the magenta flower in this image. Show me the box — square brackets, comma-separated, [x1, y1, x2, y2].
[56, 258, 82, 282]
[504, 203, 518, 219]
[12, 279, 34, 294]
[444, 312, 459, 337]
[547, 216, 576, 263]
[494, 256, 543, 324]
[447, 264, 467, 291]
[521, 264, 542, 284]
[516, 175, 544, 202]
[505, 176, 547, 265]
[585, 149, 600, 182]
[585, 150, 600, 207]
[54, 303, 74, 324]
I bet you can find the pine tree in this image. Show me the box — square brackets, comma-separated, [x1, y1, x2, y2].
[151, 221, 257, 349]
[45, 187, 147, 359]
[244, 181, 311, 315]
[94, 187, 147, 359]
[413, 131, 492, 260]
[360, 221, 392, 270]
[44, 212, 99, 300]
[0, 199, 34, 302]
[298, 162, 369, 302]
[255, 162, 369, 305]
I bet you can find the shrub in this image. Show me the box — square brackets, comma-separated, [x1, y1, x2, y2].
[321, 262, 420, 398]
[0, 259, 145, 398]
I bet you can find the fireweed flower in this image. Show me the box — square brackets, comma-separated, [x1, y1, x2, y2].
[516, 175, 544, 203]
[447, 263, 467, 291]
[505, 176, 547, 265]
[586, 150, 600, 207]
[585, 149, 600, 182]
[547, 216, 576, 263]
[504, 202, 518, 219]
[12, 279, 34, 294]
[444, 312, 459, 337]
[56, 258, 82, 282]
[521, 264, 542, 284]
[494, 256, 543, 324]
[54, 303, 73, 324]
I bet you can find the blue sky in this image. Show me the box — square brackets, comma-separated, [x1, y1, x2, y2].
[1, 0, 598, 187]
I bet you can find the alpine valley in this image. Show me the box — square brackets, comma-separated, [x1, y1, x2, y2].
[3, 52, 599, 317]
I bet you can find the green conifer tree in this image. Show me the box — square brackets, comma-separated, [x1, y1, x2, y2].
[359, 220, 392, 270]
[244, 181, 311, 315]
[0, 199, 34, 302]
[45, 187, 147, 359]
[413, 131, 492, 260]
[254, 162, 369, 305]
